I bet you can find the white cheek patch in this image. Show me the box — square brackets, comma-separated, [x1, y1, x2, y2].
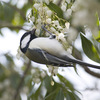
[21, 35, 30, 48]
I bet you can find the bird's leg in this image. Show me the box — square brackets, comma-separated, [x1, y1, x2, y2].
[41, 24, 56, 39]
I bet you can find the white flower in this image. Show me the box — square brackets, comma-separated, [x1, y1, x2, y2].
[37, 23, 42, 29]
[46, 18, 51, 24]
[53, 68, 58, 75]
[52, 20, 59, 26]
[30, 16, 35, 22]
[50, 27, 56, 32]
[44, 6, 48, 11]
[65, 22, 70, 29]
[44, 0, 49, 5]
[71, 2, 78, 11]
[46, 10, 52, 17]
[38, 7, 42, 12]
[16, 53, 20, 60]
[64, 9, 72, 19]
[66, 0, 70, 4]
[37, 18, 41, 23]
[57, 33, 65, 41]
[67, 27, 78, 43]
[48, 66, 58, 76]
[27, 12, 31, 19]
[67, 9, 72, 15]
[34, 3, 40, 9]
[41, 72, 46, 78]
[35, 78, 41, 84]
[61, 4, 66, 12]
[53, 0, 58, 4]
[16, 47, 23, 59]
[66, 46, 72, 54]
[57, 25, 62, 29]
[31, 69, 36, 74]
[45, 32, 50, 36]
[48, 66, 53, 73]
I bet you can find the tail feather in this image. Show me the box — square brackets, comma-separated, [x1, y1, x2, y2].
[65, 56, 100, 69]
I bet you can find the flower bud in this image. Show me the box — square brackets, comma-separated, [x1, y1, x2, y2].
[46, 10, 52, 17]
[34, 3, 40, 9]
[46, 18, 51, 24]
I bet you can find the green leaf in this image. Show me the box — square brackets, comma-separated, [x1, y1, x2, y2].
[44, 76, 53, 92]
[57, 74, 74, 91]
[0, 63, 6, 81]
[24, 75, 32, 85]
[46, 2, 63, 19]
[45, 89, 58, 100]
[95, 12, 100, 27]
[44, 76, 61, 100]
[9, 72, 20, 88]
[93, 39, 100, 55]
[73, 93, 81, 100]
[55, 88, 64, 100]
[28, 83, 42, 100]
[66, 91, 80, 100]
[0, 3, 15, 22]
[80, 33, 100, 63]
[66, 91, 74, 100]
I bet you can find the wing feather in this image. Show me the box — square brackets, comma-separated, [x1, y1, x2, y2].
[26, 48, 72, 67]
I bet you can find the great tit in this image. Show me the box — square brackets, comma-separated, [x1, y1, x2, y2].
[20, 28, 100, 69]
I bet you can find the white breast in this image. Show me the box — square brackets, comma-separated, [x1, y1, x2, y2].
[29, 37, 67, 56]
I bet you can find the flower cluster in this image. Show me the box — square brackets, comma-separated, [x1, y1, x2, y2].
[48, 65, 58, 76]
[27, 0, 78, 53]
[17, 0, 79, 77]
[31, 68, 46, 84]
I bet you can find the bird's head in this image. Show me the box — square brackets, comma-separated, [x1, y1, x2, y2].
[20, 29, 36, 53]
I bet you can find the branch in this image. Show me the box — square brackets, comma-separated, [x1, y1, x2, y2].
[4, 2, 26, 20]
[0, 21, 28, 31]
[29, 0, 33, 4]
[13, 61, 31, 100]
[73, 48, 100, 78]
[84, 67, 100, 78]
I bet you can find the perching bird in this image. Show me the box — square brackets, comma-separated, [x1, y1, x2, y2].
[20, 28, 100, 69]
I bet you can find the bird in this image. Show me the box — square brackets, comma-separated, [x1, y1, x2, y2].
[19, 28, 100, 69]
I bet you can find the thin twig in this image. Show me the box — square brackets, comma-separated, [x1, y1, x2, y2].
[13, 61, 31, 100]
[73, 48, 100, 78]
[84, 67, 100, 78]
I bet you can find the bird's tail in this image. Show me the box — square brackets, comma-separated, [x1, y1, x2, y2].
[65, 56, 100, 69]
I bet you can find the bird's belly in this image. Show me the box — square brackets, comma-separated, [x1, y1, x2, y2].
[29, 38, 66, 57]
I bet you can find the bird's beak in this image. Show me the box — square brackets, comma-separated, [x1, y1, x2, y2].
[31, 28, 36, 34]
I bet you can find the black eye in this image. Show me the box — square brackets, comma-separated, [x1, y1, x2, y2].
[49, 34, 56, 39]
[53, 35, 56, 38]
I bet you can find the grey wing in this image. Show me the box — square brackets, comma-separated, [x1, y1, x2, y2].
[26, 48, 73, 67]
